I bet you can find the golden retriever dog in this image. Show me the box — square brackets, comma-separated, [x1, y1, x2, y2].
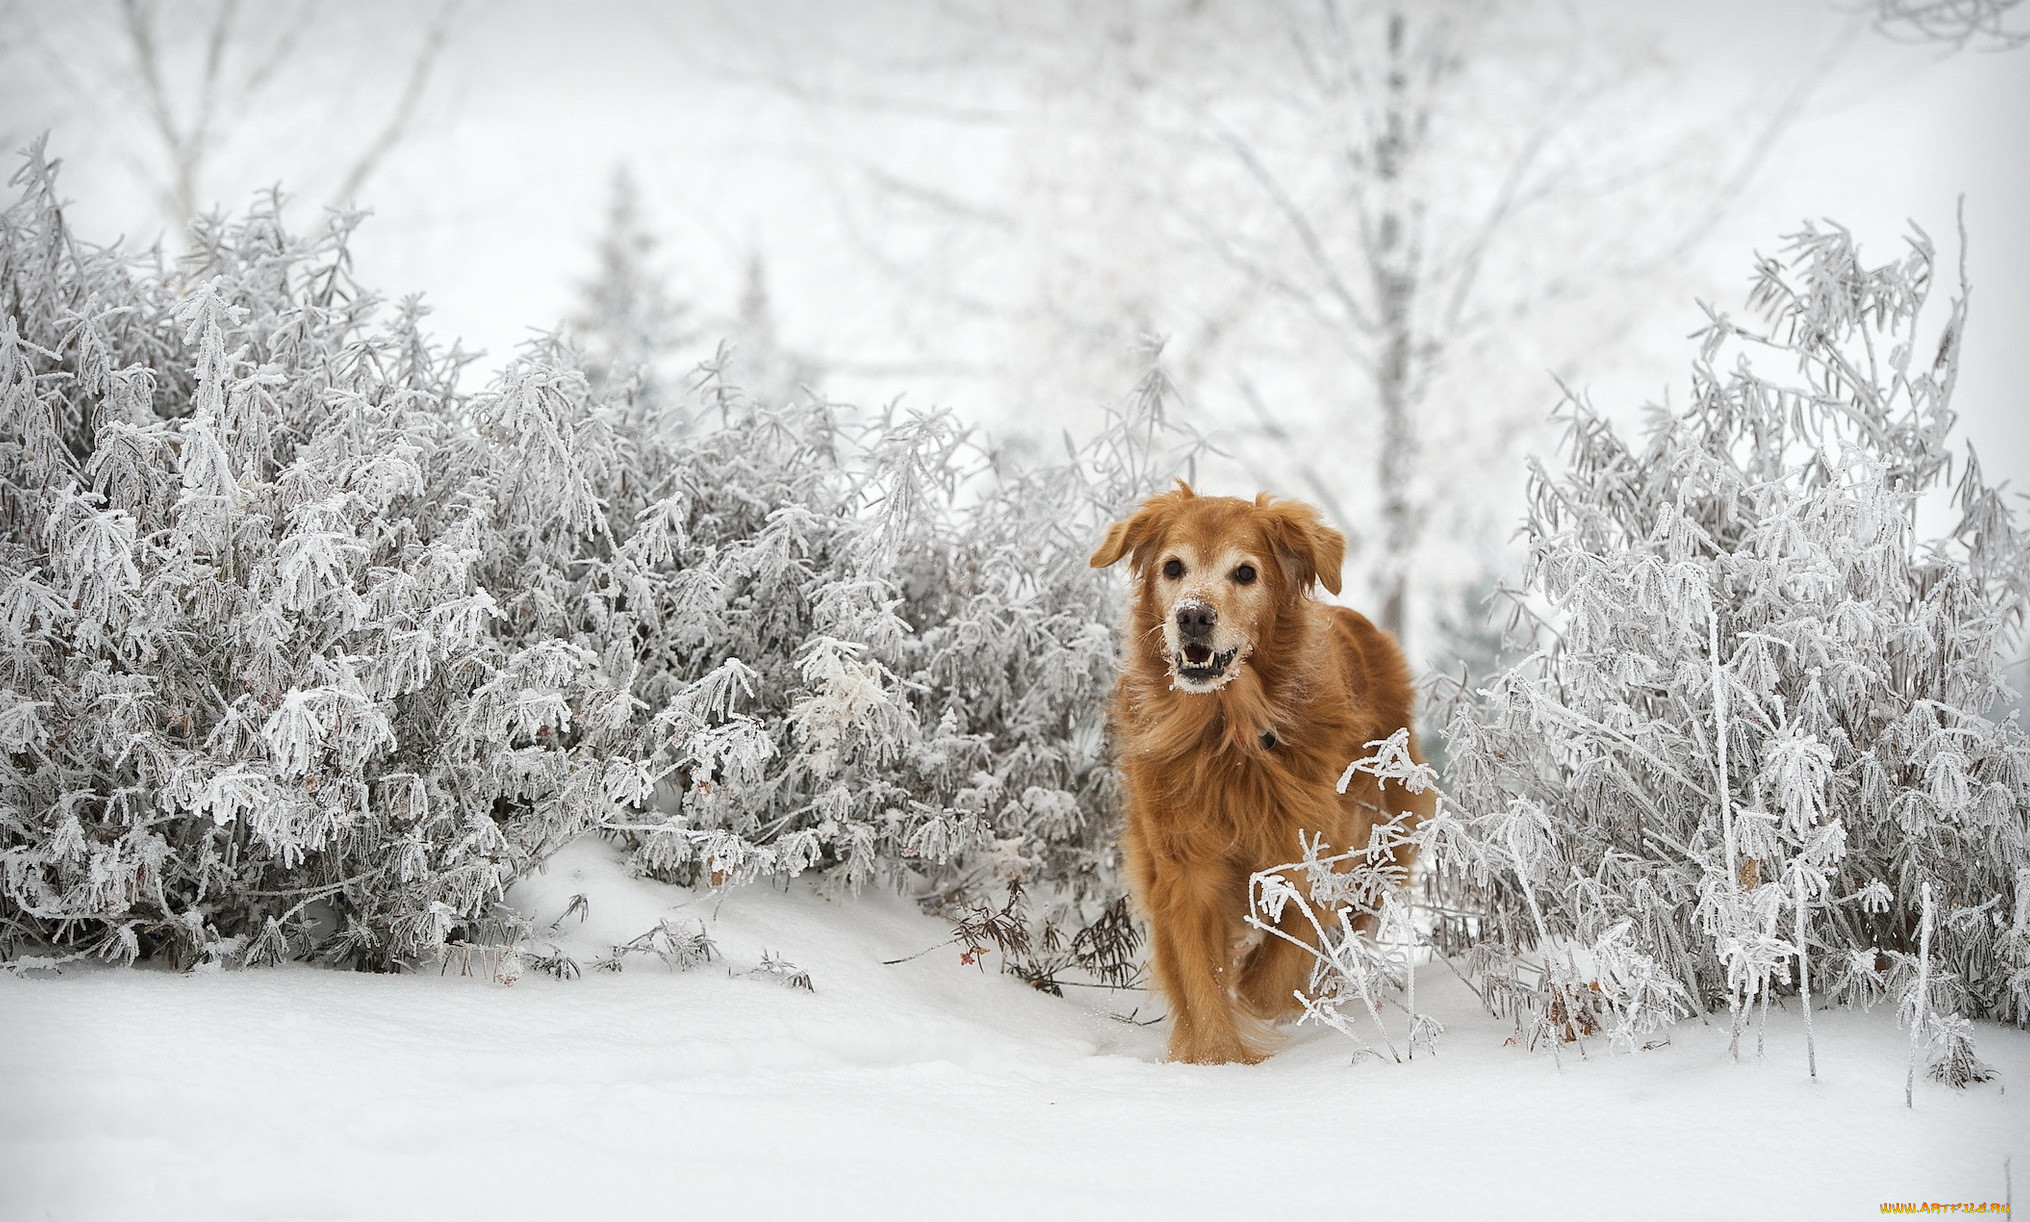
[1090, 484, 1431, 1064]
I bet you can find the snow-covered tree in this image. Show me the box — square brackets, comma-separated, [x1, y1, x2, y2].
[567, 165, 695, 411]
[720, 250, 820, 413]
[745, 0, 1855, 664]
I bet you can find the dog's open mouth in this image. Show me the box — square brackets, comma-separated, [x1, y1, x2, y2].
[1175, 643, 1239, 685]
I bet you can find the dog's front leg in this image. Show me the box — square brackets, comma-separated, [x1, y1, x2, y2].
[1237, 879, 1319, 1023]
[1146, 859, 1259, 1065]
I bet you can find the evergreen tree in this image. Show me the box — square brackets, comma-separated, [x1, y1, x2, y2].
[723, 249, 819, 411]
[567, 165, 692, 411]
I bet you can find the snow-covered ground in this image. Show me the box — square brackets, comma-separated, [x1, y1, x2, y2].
[3, 837, 2024, 1221]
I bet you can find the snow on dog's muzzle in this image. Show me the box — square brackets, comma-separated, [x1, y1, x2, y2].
[1175, 643, 1239, 686]
[1168, 598, 1243, 689]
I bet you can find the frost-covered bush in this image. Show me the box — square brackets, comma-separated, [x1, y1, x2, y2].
[598, 355, 1192, 931]
[0, 143, 1183, 973]
[1245, 730, 1447, 1063]
[2, 146, 546, 971]
[1428, 219, 2030, 1078]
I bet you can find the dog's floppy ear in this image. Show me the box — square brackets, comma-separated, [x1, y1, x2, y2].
[1091, 481, 1195, 572]
[1256, 495, 1346, 596]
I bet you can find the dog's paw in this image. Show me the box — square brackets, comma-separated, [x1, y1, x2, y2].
[1167, 1030, 1267, 1066]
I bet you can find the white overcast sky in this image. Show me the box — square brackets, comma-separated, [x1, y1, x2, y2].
[7, 0, 2026, 495]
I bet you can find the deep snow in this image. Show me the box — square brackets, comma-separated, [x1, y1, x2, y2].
[2, 836, 2024, 1221]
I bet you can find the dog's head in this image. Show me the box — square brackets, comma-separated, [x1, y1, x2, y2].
[1089, 483, 1345, 693]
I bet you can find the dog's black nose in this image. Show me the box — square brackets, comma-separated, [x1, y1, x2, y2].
[1175, 601, 1217, 639]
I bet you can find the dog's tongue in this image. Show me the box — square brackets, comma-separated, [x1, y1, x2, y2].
[1183, 643, 1212, 665]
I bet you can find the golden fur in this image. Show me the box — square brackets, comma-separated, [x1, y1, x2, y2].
[1090, 484, 1431, 1064]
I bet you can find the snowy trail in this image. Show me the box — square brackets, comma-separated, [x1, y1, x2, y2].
[3, 838, 2024, 1221]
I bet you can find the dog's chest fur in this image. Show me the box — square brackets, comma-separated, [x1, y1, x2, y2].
[1114, 610, 1369, 864]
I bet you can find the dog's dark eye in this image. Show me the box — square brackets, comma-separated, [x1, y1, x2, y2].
[1233, 564, 1257, 585]
[1162, 559, 1184, 579]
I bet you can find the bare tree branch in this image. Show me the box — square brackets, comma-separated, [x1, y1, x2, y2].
[188, 0, 239, 184]
[853, 161, 1019, 231]
[331, 0, 461, 207]
[1235, 374, 1360, 539]
[1212, 124, 1377, 333]
[118, 0, 192, 225]
[1434, 25, 1584, 337]
[1872, 0, 2028, 48]
[1632, 13, 1867, 276]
